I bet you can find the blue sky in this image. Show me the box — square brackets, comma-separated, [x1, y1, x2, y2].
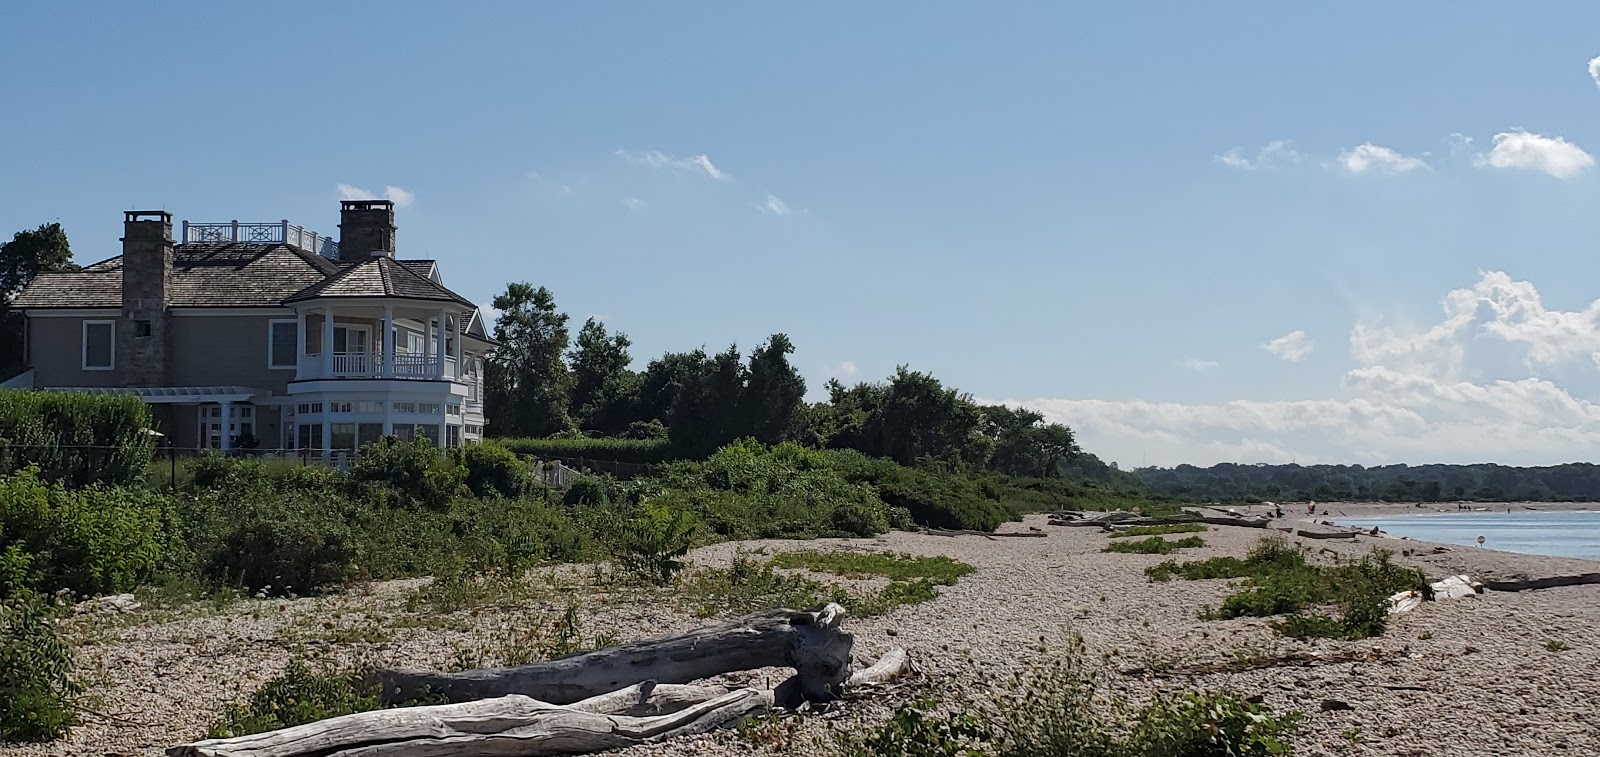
[6, 3, 1600, 467]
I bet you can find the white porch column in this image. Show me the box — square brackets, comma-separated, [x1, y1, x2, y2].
[322, 305, 335, 377]
[382, 306, 395, 378]
[219, 401, 233, 452]
[295, 309, 307, 379]
[434, 308, 447, 379]
[321, 415, 332, 463]
[452, 312, 463, 378]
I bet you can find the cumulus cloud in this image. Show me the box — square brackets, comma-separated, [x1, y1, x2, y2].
[1338, 143, 1428, 174]
[1262, 330, 1314, 362]
[1182, 358, 1219, 372]
[994, 271, 1600, 467]
[337, 184, 415, 207]
[1589, 54, 1600, 89]
[1215, 140, 1304, 170]
[760, 194, 793, 216]
[1472, 130, 1595, 179]
[615, 149, 728, 180]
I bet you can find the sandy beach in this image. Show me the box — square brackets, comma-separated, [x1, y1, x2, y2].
[8, 514, 1598, 757]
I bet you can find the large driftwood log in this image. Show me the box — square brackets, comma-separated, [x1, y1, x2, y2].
[1483, 572, 1600, 592]
[376, 604, 852, 706]
[173, 649, 913, 757]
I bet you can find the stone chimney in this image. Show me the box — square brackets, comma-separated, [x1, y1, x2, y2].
[119, 211, 173, 386]
[337, 200, 396, 261]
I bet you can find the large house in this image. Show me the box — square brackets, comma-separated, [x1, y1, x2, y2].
[10, 200, 494, 454]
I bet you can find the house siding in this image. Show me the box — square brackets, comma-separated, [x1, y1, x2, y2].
[169, 314, 296, 393]
[27, 314, 125, 388]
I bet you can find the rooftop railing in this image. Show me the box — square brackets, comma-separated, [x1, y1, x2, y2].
[181, 220, 339, 258]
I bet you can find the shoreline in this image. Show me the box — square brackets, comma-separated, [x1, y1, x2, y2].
[1217, 499, 1600, 519]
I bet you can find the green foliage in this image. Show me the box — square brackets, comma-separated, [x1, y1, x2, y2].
[0, 467, 169, 599]
[0, 389, 155, 487]
[207, 662, 382, 738]
[1100, 536, 1206, 555]
[769, 550, 974, 584]
[495, 437, 670, 464]
[567, 318, 640, 436]
[0, 595, 81, 742]
[825, 367, 992, 470]
[1107, 523, 1207, 538]
[350, 437, 467, 509]
[854, 698, 994, 757]
[829, 451, 1016, 531]
[603, 500, 699, 585]
[1126, 691, 1301, 756]
[454, 442, 528, 498]
[981, 404, 1080, 479]
[485, 283, 575, 437]
[0, 223, 79, 369]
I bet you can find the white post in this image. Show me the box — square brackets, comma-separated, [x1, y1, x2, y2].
[435, 308, 447, 379]
[296, 309, 307, 379]
[219, 401, 233, 452]
[452, 312, 463, 378]
[382, 306, 395, 378]
[321, 415, 331, 463]
[322, 305, 335, 377]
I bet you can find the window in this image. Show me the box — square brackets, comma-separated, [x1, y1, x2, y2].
[327, 401, 353, 413]
[447, 424, 461, 447]
[297, 423, 323, 450]
[82, 320, 114, 370]
[417, 402, 441, 415]
[331, 423, 357, 452]
[269, 320, 298, 369]
[357, 423, 384, 447]
[446, 402, 461, 416]
[357, 401, 384, 413]
[296, 402, 323, 415]
[465, 424, 482, 435]
[135, 320, 153, 338]
[392, 401, 417, 414]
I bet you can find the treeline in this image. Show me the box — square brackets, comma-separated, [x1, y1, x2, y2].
[1136, 462, 1600, 503]
[484, 283, 1081, 477]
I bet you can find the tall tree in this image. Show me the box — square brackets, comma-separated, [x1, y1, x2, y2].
[567, 318, 639, 435]
[826, 367, 990, 469]
[483, 283, 572, 437]
[666, 345, 746, 457]
[0, 223, 78, 368]
[739, 333, 806, 445]
[982, 404, 1080, 478]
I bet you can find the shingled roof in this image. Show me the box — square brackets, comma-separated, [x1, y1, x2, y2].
[11, 244, 470, 310]
[284, 255, 475, 307]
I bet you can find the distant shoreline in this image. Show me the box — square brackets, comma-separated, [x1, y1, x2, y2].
[1215, 500, 1600, 519]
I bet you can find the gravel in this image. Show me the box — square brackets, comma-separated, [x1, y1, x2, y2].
[6, 514, 1597, 757]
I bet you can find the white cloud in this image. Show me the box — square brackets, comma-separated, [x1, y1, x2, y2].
[336, 184, 416, 207]
[993, 271, 1600, 467]
[836, 361, 859, 376]
[528, 171, 575, 196]
[1472, 130, 1595, 179]
[615, 149, 728, 181]
[1262, 330, 1314, 362]
[1182, 358, 1219, 372]
[1337, 143, 1428, 174]
[1589, 54, 1600, 89]
[622, 197, 646, 211]
[1446, 133, 1474, 157]
[760, 194, 792, 216]
[1215, 140, 1304, 170]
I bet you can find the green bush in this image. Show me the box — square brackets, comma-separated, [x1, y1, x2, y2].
[1, 595, 82, 742]
[0, 468, 170, 599]
[495, 436, 670, 464]
[651, 441, 891, 539]
[455, 442, 528, 498]
[1108, 523, 1207, 538]
[0, 389, 156, 488]
[827, 450, 1016, 532]
[602, 500, 698, 585]
[1101, 536, 1206, 555]
[562, 475, 627, 507]
[207, 661, 382, 738]
[350, 438, 466, 509]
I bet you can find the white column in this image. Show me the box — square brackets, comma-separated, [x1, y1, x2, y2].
[322, 305, 335, 377]
[219, 401, 233, 452]
[295, 310, 307, 379]
[452, 313, 463, 378]
[321, 415, 332, 463]
[382, 306, 395, 378]
[435, 308, 447, 379]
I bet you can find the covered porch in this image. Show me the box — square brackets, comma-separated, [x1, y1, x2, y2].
[292, 301, 475, 382]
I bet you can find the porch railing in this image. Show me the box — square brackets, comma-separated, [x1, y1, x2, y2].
[299, 352, 458, 380]
[181, 220, 339, 258]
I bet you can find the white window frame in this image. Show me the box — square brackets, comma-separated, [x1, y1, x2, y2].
[82, 319, 115, 371]
[268, 319, 298, 369]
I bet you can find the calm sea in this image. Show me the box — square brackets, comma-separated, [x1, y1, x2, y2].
[1337, 510, 1600, 561]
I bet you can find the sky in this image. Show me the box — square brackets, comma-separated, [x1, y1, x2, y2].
[5, 3, 1600, 468]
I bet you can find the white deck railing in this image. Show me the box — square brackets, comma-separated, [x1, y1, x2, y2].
[182, 220, 338, 258]
[299, 352, 458, 380]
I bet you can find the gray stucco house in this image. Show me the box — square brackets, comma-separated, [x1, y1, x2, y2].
[10, 200, 494, 453]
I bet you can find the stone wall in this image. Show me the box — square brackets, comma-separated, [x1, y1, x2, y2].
[118, 211, 173, 386]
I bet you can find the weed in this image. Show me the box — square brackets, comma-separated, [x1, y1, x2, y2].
[1, 595, 82, 742]
[1546, 640, 1571, 652]
[769, 550, 974, 584]
[207, 662, 382, 738]
[1107, 523, 1207, 538]
[1102, 536, 1206, 555]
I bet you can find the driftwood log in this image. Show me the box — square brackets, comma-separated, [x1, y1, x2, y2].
[1483, 572, 1600, 592]
[377, 603, 853, 707]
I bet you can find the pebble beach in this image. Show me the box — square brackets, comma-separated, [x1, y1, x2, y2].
[7, 509, 1598, 757]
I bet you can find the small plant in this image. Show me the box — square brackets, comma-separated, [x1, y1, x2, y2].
[604, 501, 699, 585]
[207, 661, 382, 738]
[851, 697, 993, 757]
[1102, 536, 1206, 555]
[1546, 639, 1571, 652]
[1417, 631, 1434, 640]
[0, 595, 82, 742]
[1107, 523, 1207, 538]
[770, 550, 974, 584]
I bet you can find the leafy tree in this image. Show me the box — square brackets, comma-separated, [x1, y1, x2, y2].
[484, 283, 573, 437]
[739, 333, 806, 445]
[983, 404, 1080, 478]
[566, 318, 639, 435]
[826, 367, 990, 469]
[0, 224, 78, 369]
[666, 345, 746, 457]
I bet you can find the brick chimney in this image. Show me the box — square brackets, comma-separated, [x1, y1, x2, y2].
[119, 211, 173, 386]
[337, 200, 396, 261]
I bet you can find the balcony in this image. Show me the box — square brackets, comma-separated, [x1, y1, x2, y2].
[299, 352, 460, 381]
[182, 220, 338, 258]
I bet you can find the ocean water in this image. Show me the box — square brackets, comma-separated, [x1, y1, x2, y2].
[1337, 510, 1600, 561]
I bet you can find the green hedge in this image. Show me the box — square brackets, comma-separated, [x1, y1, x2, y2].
[494, 437, 671, 465]
[0, 467, 171, 599]
[0, 390, 156, 488]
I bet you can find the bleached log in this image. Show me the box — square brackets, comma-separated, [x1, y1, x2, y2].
[168, 688, 774, 757]
[847, 648, 912, 687]
[567, 681, 730, 717]
[376, 604, 853, 706]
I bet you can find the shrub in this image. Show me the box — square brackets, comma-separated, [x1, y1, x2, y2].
[562, 475, 627, 508]
[0, 595, 82, 742]
[0, 389, 156, 488]
[1107, 523, 1207, 538]
[651, 441, 891, 539]
[1101, 536, 1206, 555]
[207, 661, 382, 738]
[0, 468, 170, 599]
[455, 442, 528, 498]
[350, 438, 466, 509]
[495, 437, 670, 465]
[603, 501, 698, 585]
[827, 450, 1015, 532]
